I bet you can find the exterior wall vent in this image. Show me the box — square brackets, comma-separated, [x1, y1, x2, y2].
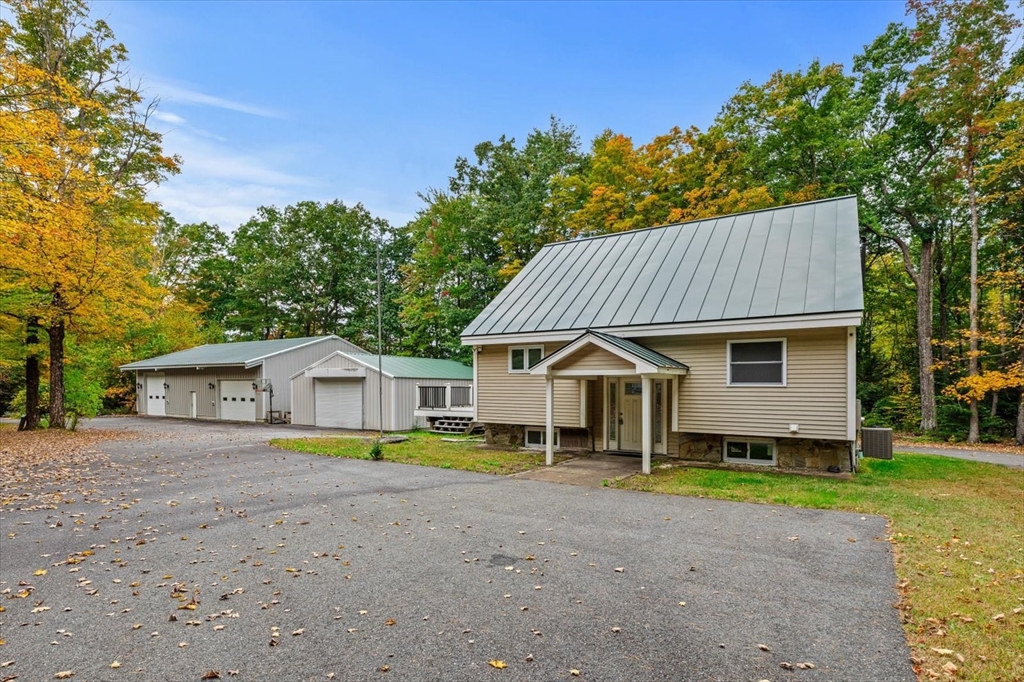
[861, 427, 893, 460]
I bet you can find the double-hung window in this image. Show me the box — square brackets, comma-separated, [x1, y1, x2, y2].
[509, 346, 544, 373]
[727, 339, 786, 386]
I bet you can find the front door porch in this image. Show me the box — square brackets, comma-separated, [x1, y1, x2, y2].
[529, 330, 689, 475]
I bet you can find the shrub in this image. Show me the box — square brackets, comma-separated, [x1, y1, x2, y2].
[369, 439, 384, 460]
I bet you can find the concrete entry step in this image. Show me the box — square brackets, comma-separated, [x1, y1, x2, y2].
[513, 453, 655, 488]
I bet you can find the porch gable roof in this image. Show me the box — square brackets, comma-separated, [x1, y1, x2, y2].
[529, 330, 688, 376]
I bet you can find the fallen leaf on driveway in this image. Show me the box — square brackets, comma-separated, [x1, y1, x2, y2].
[54, 673, 74, 680]
[488, 660, 507, 669]
[796, 662, 816, 669]
[109, 662, 120, 669]
[0, 662, 12, 668]
[779, 662, 794, 670]
[292, 629, 304, 636]
[613, 567, 624, 573]
[758, 644, 770, 651]
[200, 672, 220, 680]
[570, 670, 580, 677]
[33, 570, 46, 576]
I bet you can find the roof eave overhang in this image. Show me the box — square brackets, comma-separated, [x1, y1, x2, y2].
[119, 362, 250, 372]
[464, 311, 864, 346]
[529, 332, 688, 377]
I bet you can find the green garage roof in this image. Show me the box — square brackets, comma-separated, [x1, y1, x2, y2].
[346, 354, 472, 380]
[120, 336, 343, 370]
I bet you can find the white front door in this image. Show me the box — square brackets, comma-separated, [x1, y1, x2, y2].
[314, 380, 363, 429]
[146, 376, 166, 416]
[619, 380, 643, 451]
[220, 380, 256, 421]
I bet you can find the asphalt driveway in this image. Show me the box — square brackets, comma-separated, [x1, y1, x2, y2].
[0, 417, 914, 681]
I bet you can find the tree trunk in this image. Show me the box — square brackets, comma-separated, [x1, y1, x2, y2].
[21, 318, 41, 431]
[1018, 345, 1024, 446]
[918, 239, 937, 432]
[48, 318, 66, 430]
[966, 148, 980, 444]
[990, 392, 998, 418]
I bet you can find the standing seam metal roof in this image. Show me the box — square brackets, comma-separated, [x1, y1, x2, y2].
[586, 331, 689, 369]
[119, 336, 347, 370]
[344, 354, 473, 380]
[462, 196, 863, 337]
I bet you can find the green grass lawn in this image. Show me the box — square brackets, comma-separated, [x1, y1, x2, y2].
[270, 431, 563, 476]
[617, 454, 1024, 681]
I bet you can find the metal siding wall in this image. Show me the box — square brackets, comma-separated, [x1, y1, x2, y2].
[361, 370, 391, 432]
[289, 353, 366, 426]
[139, 367, 259, 418]
[262, 338, 363, 416]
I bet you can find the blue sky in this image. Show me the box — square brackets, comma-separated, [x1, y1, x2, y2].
[91, 1, 908, 231]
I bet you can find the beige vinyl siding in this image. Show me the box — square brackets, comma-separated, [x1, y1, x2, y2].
[138, 367, 261, 419]
[552, 345, 634, 372]
[639, 327, 849, 441]
[476, 343, 581, 428]
[261, 337, 363, 416]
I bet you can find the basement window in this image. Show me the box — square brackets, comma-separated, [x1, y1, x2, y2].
[723, 438, 776, 465]
[525, 427, 559, 449]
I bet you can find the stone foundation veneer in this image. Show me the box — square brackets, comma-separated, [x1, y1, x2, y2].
[676, 433, 851, 472]
[485, 423, 525, 447]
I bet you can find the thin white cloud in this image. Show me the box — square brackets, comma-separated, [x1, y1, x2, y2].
[152, 81, 284, 119]
[151, 110, 187, 125]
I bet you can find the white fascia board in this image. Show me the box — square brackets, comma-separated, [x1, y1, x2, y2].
[464, 312, 864, 347]
[119, 362, 247, 371]
[334, 352, 397, 379]
[288, 351, 346, 380]
[529, 334, 649, 375]
[245, 336, 339, 367]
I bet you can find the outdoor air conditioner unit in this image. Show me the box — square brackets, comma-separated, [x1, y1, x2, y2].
[861, 427, 893, 460]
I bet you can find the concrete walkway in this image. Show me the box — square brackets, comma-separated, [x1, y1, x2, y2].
[894, 444, 1023, 468]
[513, 453, 648, 487]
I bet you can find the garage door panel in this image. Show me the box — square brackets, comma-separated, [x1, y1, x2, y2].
[220, 380, 256, 422]
[146, 376, 165, 416]
[315, 380, 362, 429]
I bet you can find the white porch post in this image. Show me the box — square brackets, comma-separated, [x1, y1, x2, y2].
[545, 373, 555, 466]
[641, 374, 652, 474]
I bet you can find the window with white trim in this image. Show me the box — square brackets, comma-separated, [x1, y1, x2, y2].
[509, 346, 544, 373]
[723, 438, 776, 465]
[727, 339, 785, 385]
[525, 427, 559, 449]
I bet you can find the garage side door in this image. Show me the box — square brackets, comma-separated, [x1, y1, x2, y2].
[220, 380, 256, 422]
[314, 380, 362, 429]
[146, 376, 165, 416]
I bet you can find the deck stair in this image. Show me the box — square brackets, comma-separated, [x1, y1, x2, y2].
[431, 416, 479, 435]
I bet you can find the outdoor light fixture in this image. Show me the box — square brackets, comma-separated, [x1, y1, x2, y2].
[208, 382, 215, 390]
[252, 382, 258, 390]
[136, 382, 142, 389]
[163, 383, 169, 390]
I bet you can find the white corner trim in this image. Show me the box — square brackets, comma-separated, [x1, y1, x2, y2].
[846, 326, 857, 441]
[472, 348, 479, 422]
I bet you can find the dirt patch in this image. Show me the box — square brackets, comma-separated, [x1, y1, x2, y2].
[0, 428, 143, 509]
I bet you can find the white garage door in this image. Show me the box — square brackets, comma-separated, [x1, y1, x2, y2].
[146, 376, 165, 416]
[220, 380, 256, 421]
[314, 380, 362, 429]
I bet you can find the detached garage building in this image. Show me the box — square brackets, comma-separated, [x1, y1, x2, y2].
[290, 352, 473, 431]
[121, 336, 365, 422]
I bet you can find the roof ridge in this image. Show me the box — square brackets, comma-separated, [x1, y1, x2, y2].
[542, 195, 858, 247]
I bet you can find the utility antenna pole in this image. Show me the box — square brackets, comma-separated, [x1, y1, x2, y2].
[376, 227, 384, 439]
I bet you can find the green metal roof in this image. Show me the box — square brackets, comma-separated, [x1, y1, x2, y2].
[587, 330, 689, 369]
[120, 336, 344, 370]
[463, 196, 863, 337]
[345, 354, 472, 380]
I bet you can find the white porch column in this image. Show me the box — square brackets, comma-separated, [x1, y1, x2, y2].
[641, 374, 652, 474]
[545, 374, 555, 466]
